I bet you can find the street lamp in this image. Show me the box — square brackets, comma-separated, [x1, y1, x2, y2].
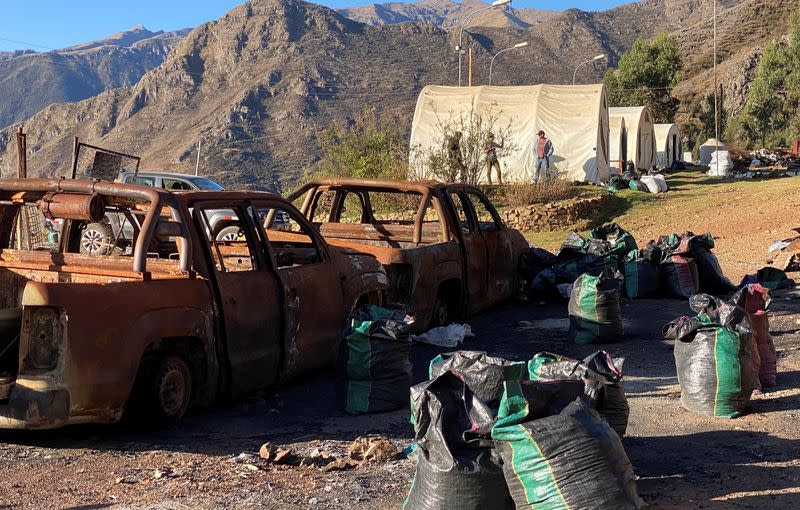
[457, 0, 512, 87]
[572, 54, 606, 85]
[488, 41, 528, 86]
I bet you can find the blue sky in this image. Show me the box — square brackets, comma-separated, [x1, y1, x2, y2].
[0, 0, 630, 51]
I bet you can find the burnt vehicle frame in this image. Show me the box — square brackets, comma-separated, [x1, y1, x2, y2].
[0, 179, 386, 429]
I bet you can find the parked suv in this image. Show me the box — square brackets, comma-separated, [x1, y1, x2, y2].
[76, 172, 288, 255]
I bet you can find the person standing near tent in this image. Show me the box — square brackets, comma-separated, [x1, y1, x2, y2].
[447, 131, 467, 182]
[534, 130, 554, 182]
[483, 132, 504, 185]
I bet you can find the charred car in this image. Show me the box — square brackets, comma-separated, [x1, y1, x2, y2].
[288, 178, 529, 329]
[0, 179, 386, 429]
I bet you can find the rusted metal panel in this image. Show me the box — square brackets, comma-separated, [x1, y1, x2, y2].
[37, 192, 105, 222]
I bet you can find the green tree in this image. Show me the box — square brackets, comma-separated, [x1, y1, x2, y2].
[313, 108, 408, 180]
[604, 33, 683, 123]
[728, 8, 800, 147]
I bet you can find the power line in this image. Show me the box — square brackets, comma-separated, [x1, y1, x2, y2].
[0, 36, 55, 51]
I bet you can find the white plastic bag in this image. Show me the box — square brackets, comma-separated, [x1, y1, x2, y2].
[707, 150, 733, 177]
[640, 175, 661, 194]
[411, 324, 474, 347]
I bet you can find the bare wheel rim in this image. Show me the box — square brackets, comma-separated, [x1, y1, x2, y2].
[81, 229, 105, 253]
[158, 362, 188, 417]
[220, 230, 240, 241]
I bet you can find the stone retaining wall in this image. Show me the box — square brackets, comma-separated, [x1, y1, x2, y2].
[500, 193, 610, 231]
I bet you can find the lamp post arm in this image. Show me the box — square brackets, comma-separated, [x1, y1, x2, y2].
[572, 59, 591, 85]
[489, 46, 515, 86]
[458, 5, 493, 49]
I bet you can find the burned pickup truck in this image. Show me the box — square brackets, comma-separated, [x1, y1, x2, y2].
[0, 179, 386, 429]
[288, 178, 529, 329]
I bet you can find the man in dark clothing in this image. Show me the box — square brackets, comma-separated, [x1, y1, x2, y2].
[483, 132, 504, 185]
[534, 130, 554, 182]
[447, 131, 467, 182]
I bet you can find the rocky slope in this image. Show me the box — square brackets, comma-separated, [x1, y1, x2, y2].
[338, 0, 555, 29]
[0, 26, 188, 129]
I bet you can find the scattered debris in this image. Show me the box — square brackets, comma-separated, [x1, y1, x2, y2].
[348, 436, 399, 464]
[411, 323, 474, 347]
[257, 436, 399, 472]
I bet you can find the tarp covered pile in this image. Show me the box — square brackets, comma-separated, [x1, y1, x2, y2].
[337, 305, 414, 414]
[406, 350, 642, 509]
[525, 226, 736, 304]
[663, 293, 758, 417]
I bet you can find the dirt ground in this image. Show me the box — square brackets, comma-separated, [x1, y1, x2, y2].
[0, 283, 798, 509]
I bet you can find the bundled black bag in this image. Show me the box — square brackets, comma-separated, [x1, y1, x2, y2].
[405, 372, 514, 510]
[520, 247, 558, 289]
[528, 351, 630, 437]
[663, 294, 757, 418]
[428, 351, 527, 412]
[686, 233, 735, 294]
[568, 269, 624, 343]
[606, 175, 630, 192]
[492, 383, 643, 510]
[337, 305, 413, 414]
[628, 178, 649, 192]
[660, 254, 699, 298]
[623, 248, 660, 298]
[589, 223, 638, 260]
[740, 266, 796, 291]
[531, 267, 576, 301]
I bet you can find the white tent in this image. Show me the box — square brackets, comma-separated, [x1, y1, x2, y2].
[609, 106, 656, 170]
[654, 124, 681, 167]
[409, 84, 610, 183]
[700, 138, 727, 166]
[609, 116, 627, 173]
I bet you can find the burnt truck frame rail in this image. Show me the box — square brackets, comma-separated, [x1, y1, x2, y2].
[0, 179, 386, 429]
[288, 178, 529, 329]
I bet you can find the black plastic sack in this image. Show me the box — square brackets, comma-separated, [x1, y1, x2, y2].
[664, 294, 757, 418]
[687, 234, 735, 294]
[428, 351, 527, 412]
[740, 266, 796, 291]
[528, 351, 630, 437]
[629, 178, 649, 192]
[623, 248, 660, 298]
[568, 269, 624, 343]
[589, 223, 638, 260]
[660, 254, 699, 299]
[492, 387, 643, 510]
[553, 253, 619, 283]
[531, 267, 575, 301]
[405, 372, 514, 510]
[338, 305, 413, 414]
[520, 247, 557, 287]
[606, 175, 630, 192]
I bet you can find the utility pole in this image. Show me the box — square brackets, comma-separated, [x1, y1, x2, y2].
[16, 126, 26, 179]
[468, 47, 473, 87]
[195, 138, 202, 176]
[713, 0, 720, 176]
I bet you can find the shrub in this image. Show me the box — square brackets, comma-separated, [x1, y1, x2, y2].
[503, 178, 577, 208]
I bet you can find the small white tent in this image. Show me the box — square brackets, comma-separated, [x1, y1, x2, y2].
[654, 124, 681, 167]
[409, 84, 611, 183]
[609, 106, 656, 170]
[700, 138, 727, 166]
[609, 116, 627, 173]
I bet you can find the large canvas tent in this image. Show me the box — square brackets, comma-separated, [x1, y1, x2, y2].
[654, 124, 681, 167]
[409, 84, 610, 183]
[700, 138, 727, 166]
[609, 106, 656, 170]
[609, 116, 627, 173]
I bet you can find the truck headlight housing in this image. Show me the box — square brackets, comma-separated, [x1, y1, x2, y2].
[22, 307, 63, 372]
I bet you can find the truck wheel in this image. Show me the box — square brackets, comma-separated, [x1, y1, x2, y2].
[80, 222, 114, 255]
[215, 225, 241, 241]
[137, 355, 193, 423]
[430, 295, 450, 328]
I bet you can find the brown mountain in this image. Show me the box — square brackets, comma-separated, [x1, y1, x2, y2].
[0, 0, 793, 190]
[0, 26, 188, 129]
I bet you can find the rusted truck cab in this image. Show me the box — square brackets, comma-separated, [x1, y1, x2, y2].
[0, 179, 386, 429]
[289, 179, 528, 329]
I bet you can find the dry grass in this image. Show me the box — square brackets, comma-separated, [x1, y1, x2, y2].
[503, 179, 578, 208]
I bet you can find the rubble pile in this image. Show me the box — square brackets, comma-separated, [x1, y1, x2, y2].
[729, 147, 800, 179]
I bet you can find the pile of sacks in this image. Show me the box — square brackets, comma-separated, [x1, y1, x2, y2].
[606, 167, 669, 194]
[524, 225, 736, 303]
[663, 285, 778, 418]
[404, 350, 642, 510]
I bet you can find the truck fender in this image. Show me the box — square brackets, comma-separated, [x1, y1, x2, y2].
[341, 271, 389, 310]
